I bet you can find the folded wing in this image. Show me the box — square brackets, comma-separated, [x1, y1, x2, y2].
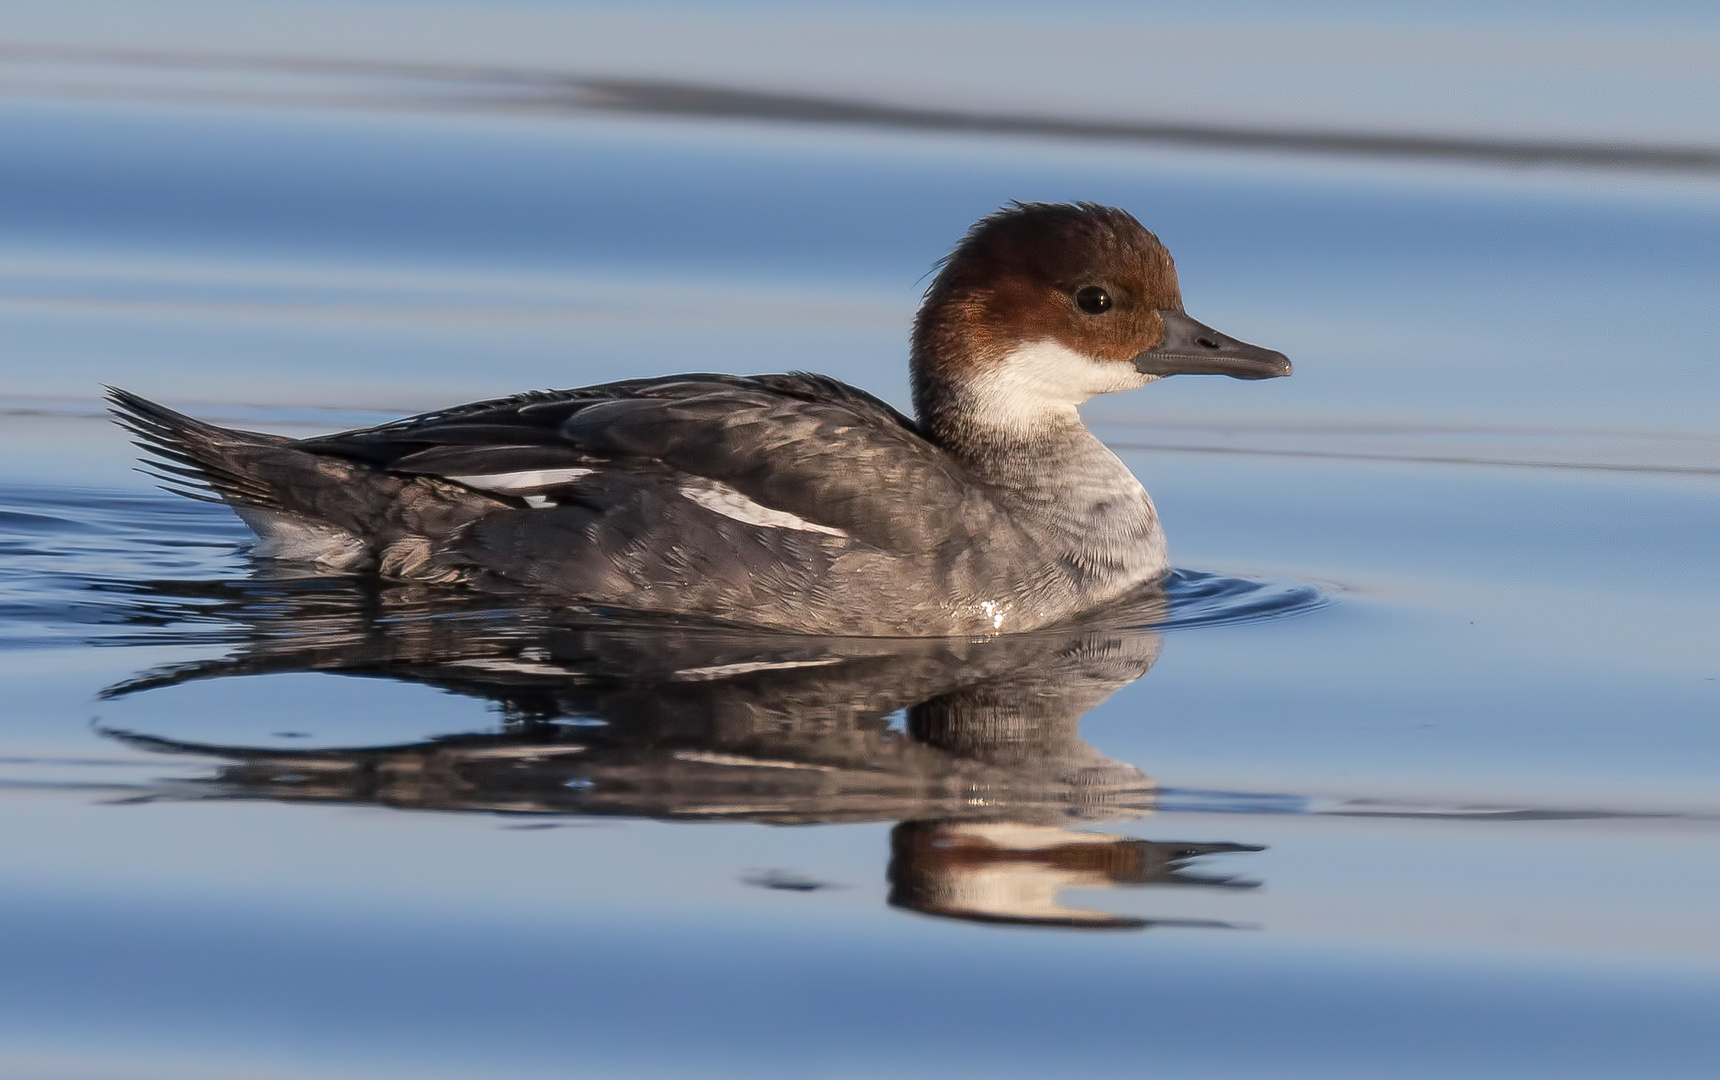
[301, 374, 988, 553]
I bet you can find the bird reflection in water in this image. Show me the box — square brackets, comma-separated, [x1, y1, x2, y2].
[101, 577, 1263, 929]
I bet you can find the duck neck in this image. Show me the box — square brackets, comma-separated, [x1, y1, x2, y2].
[923, 385, 1098, 499]
[912, 342, 1160, 542]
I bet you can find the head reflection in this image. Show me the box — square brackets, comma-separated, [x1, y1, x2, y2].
[103, 580, 1262, 929]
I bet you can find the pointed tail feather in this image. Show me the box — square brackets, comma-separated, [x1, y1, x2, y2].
[105, 389, 507, 577]
[105, 387, 295, 509]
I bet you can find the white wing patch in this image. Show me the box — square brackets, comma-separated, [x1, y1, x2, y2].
[669, 658, 845, 681]
[444, 469, 846, 535]
[680, 482, 848, 537]
[446, 467, 595, 493]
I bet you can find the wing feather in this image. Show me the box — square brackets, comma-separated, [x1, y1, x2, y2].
[297, 374, 987, 553]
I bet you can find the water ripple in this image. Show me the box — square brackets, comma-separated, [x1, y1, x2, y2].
[0, 484, 1325, 648]
[1156, 568, 1327, 631]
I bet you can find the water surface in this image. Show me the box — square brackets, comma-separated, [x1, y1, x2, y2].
[1, 12, 1718, 1078]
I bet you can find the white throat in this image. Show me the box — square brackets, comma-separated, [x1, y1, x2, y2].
[961, 339, 1152, 434]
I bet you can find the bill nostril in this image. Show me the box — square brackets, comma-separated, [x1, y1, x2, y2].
[1196, 337, 1220, 349]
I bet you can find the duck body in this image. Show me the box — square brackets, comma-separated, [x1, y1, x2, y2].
[110, 372, 1159, 636]
[110, 203, 1289, 637]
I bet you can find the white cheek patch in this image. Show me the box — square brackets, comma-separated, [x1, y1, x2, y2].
[968, 339, 1150, 428]
[680, 481, 848, 537]
[446, 467, 595, 494]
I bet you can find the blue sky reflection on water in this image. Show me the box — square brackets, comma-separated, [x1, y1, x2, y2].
[0, 3, 1718, 1077]
[3, 96, 1718, 434]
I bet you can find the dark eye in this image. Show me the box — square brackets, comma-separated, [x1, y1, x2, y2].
[1074, 286, 1112, 315]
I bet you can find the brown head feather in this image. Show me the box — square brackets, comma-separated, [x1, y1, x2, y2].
[911, 202, 1183, 437]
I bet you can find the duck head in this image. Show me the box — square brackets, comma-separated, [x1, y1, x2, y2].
[911, 201, 1290, 441]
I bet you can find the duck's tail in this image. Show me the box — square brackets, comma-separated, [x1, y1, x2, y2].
[106, 387, 299, 511]
[105, 388, 490, 577]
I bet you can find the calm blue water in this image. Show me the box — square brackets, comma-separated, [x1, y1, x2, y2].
[1, 13, 1718, 1079]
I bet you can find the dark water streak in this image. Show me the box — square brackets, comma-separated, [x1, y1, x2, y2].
[6, 43, 1720, 174]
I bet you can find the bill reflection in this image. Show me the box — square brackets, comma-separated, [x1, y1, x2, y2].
[101, 581, 1262, 929]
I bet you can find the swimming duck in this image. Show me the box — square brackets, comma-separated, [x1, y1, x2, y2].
[110, 201, 1289, 636]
